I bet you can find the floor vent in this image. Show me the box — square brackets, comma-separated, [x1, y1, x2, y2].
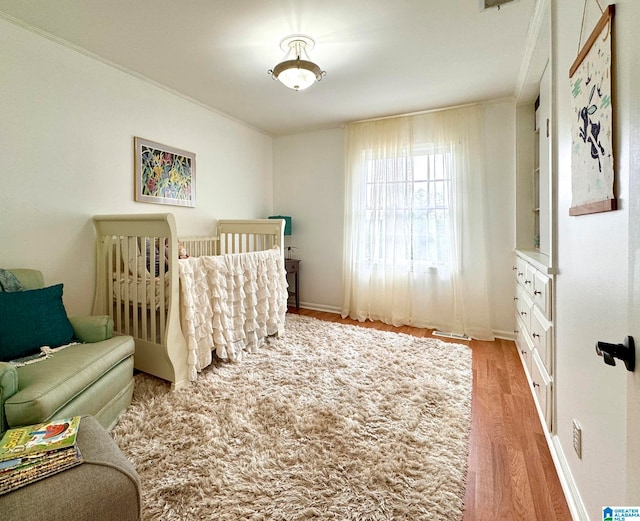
[433, 331, 472, 341]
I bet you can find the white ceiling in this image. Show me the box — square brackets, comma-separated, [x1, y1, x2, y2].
[0, 0, 535, 136]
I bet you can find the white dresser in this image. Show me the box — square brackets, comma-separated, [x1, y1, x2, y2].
[514, 252, 554, 430]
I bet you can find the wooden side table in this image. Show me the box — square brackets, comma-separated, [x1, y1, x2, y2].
[284, 259, 300, 309]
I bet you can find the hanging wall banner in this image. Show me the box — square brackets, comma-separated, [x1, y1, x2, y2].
[569, 4, 616, 216]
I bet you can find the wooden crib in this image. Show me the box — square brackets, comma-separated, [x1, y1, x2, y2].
[92, 213, 286, 389]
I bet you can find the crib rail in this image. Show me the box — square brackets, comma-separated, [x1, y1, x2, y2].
[217, 219, 284, 255]
[178, 236, 218, 257]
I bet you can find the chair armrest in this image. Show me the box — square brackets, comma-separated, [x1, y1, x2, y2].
[69, 315, 114, 343]
[0, 362, 19, 434]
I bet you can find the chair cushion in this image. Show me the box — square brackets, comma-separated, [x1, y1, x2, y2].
[0, 284, 75, 362]
[5, 336, 134, 427]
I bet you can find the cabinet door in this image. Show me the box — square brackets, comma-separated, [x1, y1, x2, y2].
[538, 62, 551, 256]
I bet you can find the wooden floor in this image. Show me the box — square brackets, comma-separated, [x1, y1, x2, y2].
[290, 308, 572, 521]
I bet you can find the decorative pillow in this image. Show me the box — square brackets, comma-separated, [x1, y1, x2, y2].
[0, 284, 75, 362]
[0, 269, 23, 292]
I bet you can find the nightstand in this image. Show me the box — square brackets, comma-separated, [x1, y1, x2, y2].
[284, 259, 300, 310]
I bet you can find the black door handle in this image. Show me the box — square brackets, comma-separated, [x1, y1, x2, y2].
[596, 336, 635, 372]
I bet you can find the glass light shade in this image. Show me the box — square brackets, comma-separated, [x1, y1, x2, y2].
[268, 36, 325, 91]
[272, 59, 323, 91]
[277, 65, 317, 91]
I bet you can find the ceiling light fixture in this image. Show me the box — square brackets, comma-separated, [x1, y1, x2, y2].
[268, 35, 326, 91]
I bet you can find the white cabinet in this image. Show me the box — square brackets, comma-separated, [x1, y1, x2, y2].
[514, 253, 554, 431]
[514, 0, 554, 433]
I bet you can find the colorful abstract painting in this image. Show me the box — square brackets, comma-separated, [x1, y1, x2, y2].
[135, 137, 196, 207]
[569, 5, 615, 216]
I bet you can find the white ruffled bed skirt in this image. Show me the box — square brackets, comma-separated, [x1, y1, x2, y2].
[178, 247, 288, 380]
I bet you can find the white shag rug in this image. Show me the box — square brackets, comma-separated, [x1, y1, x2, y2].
[112, 314, 472, 521]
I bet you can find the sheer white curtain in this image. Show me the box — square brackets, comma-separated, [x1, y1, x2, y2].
[341, 105, 494, 340]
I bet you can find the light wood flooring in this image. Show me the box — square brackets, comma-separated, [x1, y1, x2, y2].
[290, 307, 573, 521]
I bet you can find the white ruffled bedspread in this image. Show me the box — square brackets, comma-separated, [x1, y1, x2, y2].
[178, 247, 288, 380]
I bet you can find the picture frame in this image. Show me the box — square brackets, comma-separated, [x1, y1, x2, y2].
[568, 4, 616, 216]
[134, 137, 196, 207]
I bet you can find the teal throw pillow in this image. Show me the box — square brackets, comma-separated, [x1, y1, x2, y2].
[0, 284, 75, 362]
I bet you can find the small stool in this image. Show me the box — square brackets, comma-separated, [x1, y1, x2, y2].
[0, 415, 141, 521]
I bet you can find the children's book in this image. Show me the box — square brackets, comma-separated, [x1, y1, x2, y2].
[0, 445, 83, 494]
[0, 416, 81, 462]
[0, 417, 83, 495]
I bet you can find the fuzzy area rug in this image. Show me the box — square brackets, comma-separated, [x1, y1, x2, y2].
[111, 314, 473, 521]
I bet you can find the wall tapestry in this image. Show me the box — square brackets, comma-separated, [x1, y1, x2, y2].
[569, 4, 615, 216]
[134, 137, 196, 207]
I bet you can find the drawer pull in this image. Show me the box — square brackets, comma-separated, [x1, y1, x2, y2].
[534, 290, 542, 296]
[520, 311, 527, 316]
[513, 297, 518, 301]
[532, 382, 540, 389]
[524, 280, 532, 285]
[512, 266, 517, 271]
[532, 333, 540, 339]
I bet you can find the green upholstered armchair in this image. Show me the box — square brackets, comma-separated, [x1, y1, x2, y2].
[0, 269, 135, 433]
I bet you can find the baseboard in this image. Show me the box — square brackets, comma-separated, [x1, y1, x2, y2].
[549, 436, 589, 521]
[293, 308, 518, 342]
[514, 347, 588, 521]
[493, 329, 516, 341]
[295, 302, 342, 314]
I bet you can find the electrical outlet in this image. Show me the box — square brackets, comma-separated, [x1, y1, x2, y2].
[572, 420, 582, 459]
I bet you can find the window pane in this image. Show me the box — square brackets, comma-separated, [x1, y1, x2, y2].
[363, 145, 453, 268]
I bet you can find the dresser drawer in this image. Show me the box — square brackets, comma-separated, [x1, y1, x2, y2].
[531, 306, 553, 373]
[533, 270, 552, 320]
[516, 257, 527, 286]
[285, 259, 299, 273]
[531, 350, 552, 430]
[522, 263, 537, 297]
[516, 285, 533, 332]
[516, 314, 534, 376]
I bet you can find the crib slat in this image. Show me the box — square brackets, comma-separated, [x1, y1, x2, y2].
[158, 238, 166, 345]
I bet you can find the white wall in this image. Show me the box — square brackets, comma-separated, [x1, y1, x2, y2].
[553, 0, 639, 517]
[0, 18, 273, 316]
[483, 101, 517, 338]
[273, 128, 345, 311]
[273, 101, 516, 336]
[627, 0, 640, 502]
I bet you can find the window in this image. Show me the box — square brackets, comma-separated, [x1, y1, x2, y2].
[361, 146, 453, 270]
[342, 105, 493, 339]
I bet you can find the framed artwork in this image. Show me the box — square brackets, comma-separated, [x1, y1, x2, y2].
[134, 137, 196, 207]
[569, 4, 615, 216]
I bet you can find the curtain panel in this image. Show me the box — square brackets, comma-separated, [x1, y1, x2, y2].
[341, 105, 494, 340]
